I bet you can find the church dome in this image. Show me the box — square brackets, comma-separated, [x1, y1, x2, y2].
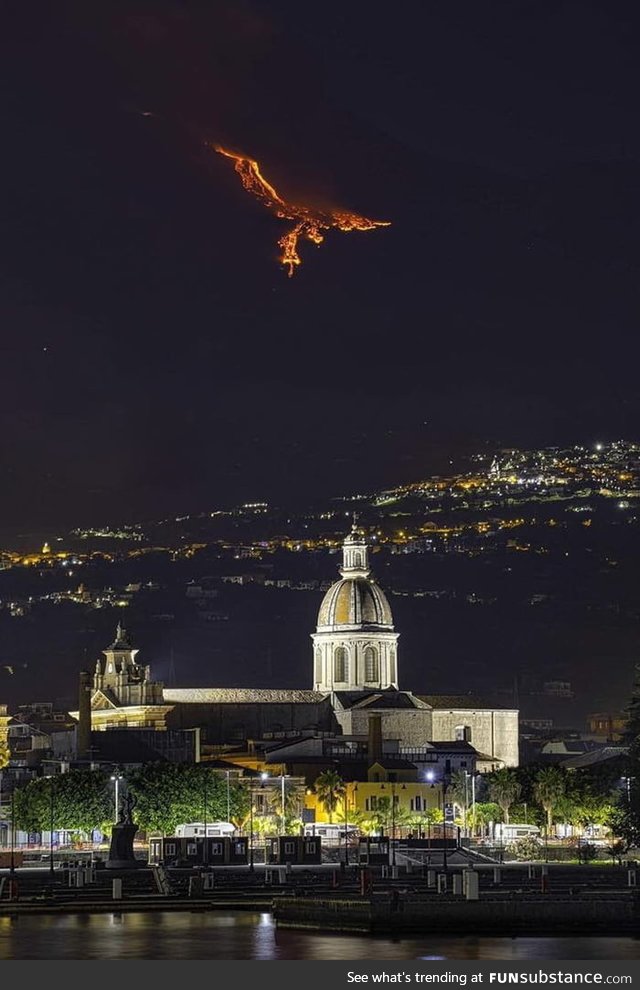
[317, 576, 393, 629]
[312, 524, 399, 693]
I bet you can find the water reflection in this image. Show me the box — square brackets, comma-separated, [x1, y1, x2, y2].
[0, 912, 639, 961]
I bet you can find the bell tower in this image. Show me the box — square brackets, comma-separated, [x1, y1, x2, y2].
[93, 622, 163, 706]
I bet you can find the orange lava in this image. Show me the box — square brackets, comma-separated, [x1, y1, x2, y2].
[212, 144, 390, 276]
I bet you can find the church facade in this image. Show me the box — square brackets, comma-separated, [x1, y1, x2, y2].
[75, 526, 519, 767]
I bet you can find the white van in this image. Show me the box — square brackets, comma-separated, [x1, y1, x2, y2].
[175, 822, 236, 838]
[303, 823, 359, 842]
[494, 823, 541, 841]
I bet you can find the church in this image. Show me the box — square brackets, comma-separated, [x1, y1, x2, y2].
[74, 524, 519, 768]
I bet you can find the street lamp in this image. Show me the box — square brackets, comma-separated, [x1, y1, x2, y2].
[226, 769, 231, 825]
[280, 773, 291, 836]
[390, 772, 397, 869]
[10, 784, 15, 875]
[45, 775, 55, 878]
[441, 774, 451, 874]
[426, 769, 450, 873]
[203, 769, 209, 865]
[463, 772, 469, 838]
[464, 770, 478, 840]
[471, 771, 477, 838]
[249, 772, 268, 872]
[344, 785, 352, 868]
[281, 774, 286, 835]
[249, 778, 255, 872]
[110, 773, 123, 823]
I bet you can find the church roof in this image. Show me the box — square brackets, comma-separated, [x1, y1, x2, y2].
[419, 694, 512, 711]
[369, 759, 420, 771]
[317, 577, 393, 629]
[163, 688, 327, 705]
[333, 690, 430, 711]
[560, 746, 628, 769]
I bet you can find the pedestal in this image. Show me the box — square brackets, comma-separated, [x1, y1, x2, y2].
[106, 824, 139, 870]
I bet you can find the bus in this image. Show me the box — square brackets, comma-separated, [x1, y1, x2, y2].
[174, 822, 236, 838]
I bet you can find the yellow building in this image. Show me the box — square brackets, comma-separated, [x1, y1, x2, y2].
[0, 704, 11, 768]
[306, 763, 442, 828]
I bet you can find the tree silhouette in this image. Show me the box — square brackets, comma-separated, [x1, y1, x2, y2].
[313, 770, 346, 823]
[487, 769, 521, 825]
[534, 766, 566, 834]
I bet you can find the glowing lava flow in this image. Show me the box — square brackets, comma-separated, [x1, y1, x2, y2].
[212, 144, 390, 276]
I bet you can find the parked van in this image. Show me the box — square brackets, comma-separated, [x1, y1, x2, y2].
[493, 823, 541, 841]
[303, 823, 359, 842]
[175, 822, 236, 838]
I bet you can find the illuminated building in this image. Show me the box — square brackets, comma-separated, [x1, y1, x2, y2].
[68, 529, 518, 768]
[312, 523, 398, 692]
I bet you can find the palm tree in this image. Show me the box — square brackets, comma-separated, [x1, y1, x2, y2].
[487, 769, 521, 825]
[534, 766, 566, 835]
[449, 770, 471, 822]
[313, 770, 346, 824]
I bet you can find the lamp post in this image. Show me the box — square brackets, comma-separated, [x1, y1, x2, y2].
[249, 778, 255, 872]
[463, 772, 468, 838]
[281, 774, 286, 835]
[226, 770, 231, 825]
[390, 773, 397, 869]
[203, 769, 208, 865]
[10, 784, 15, 875]
[110, 773, 123, 823]
[48, 776, 55, 878]
[440, 773, 452, 874]
[471, 771, 477, 838]
[344, 786, 351, 868]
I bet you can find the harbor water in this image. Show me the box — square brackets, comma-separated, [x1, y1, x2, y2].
[1, 911, 639, 960]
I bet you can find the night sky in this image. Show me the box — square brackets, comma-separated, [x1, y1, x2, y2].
[2, 1, 640, 535]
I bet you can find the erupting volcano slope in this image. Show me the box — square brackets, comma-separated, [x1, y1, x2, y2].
[212, 144, 390, 276]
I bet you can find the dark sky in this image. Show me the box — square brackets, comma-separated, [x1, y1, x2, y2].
[2, 0, 640, 534]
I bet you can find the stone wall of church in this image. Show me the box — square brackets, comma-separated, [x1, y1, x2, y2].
[429, 709, 519, 767]
[167, 699, 337, 745]
[334, 708, 434, 749]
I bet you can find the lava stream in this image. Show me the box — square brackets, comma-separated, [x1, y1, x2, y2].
[212, 144, 390, 276]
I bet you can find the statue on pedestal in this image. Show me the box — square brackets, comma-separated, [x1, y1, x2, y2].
[106, 789, 141, 870]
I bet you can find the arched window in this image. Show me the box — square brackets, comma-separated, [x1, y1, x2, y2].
[314, 649, 322, 684]
[389, 649, 396, 684]
[334, 646, 348, 682]
[353, 551, 362, 568]
[364, 646, 379, 682]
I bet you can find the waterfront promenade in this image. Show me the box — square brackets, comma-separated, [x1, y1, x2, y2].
[2, 861, 640, 936]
